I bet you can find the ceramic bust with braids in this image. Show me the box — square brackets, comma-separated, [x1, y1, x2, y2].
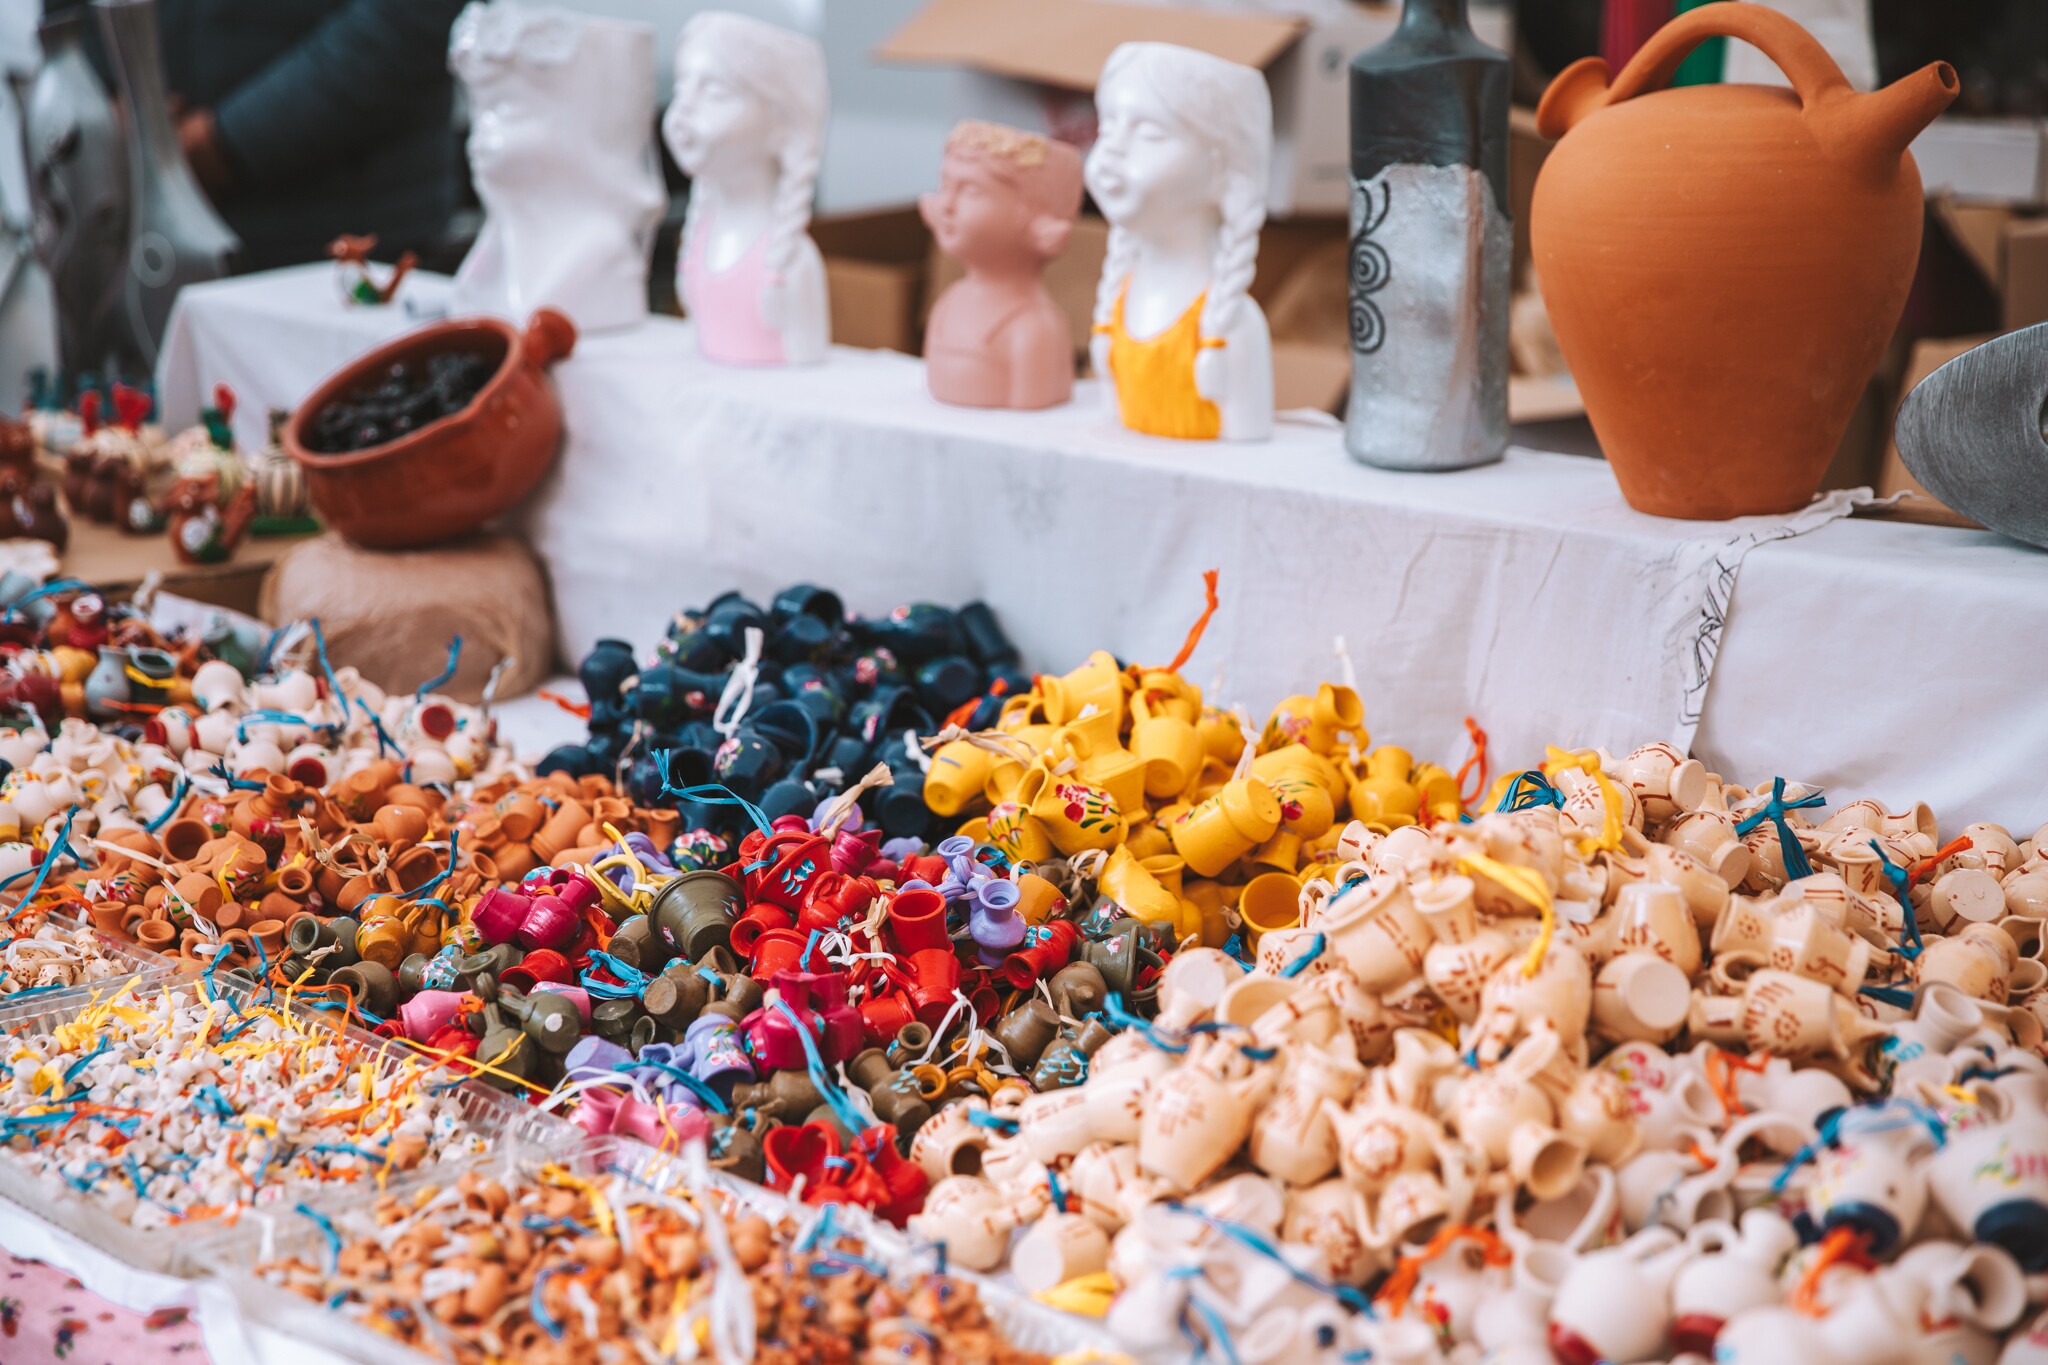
[663, 12, 830, 367]
[1085, 42, 1273, 441]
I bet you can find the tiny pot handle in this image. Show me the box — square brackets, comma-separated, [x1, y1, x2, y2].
[1536, 0, 1850, 140]
[521, 307, 578, 369]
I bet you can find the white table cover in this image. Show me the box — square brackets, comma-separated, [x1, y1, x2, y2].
[159, 265, 2048, 832]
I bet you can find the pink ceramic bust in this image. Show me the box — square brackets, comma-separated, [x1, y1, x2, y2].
[920, 121, 1084, 410]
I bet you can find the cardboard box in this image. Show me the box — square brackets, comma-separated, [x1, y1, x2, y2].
[1911, 116, 2048, 207]
[1875, 336, 1991, 529]
[877, 0, 1512, 218]
[814, 208, 933, 353]
[1508, 106, 1552, 293]
[2002, 217, 2048, 332]
[1931, 196, 2048, 332]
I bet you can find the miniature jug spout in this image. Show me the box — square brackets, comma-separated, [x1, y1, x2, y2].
[1841, 61, 1959, 171]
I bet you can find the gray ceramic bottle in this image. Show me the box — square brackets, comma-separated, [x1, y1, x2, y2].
[1346, 0, 1510, 471]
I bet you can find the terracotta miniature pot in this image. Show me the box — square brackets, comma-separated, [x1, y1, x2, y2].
[88, 900, 128, 935]
[284, 309, 577, 549]
[134, 918, 176, 950]
[1532, 3, 1956, 518]
[159, 817, 211, 865]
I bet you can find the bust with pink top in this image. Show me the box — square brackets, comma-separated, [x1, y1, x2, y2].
[662, 12, 830, 368]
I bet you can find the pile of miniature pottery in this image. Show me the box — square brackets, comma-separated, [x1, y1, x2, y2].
[0, 586, 2040, 1364]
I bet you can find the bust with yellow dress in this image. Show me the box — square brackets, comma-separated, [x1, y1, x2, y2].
[1085, 42, 1274, 442]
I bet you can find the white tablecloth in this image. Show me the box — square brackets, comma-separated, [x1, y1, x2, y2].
[159, 265, 2048, 832]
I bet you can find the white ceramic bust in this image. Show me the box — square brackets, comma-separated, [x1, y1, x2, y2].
[449, 2, 664, 334]
[1085, 42, 1273, 442]
[661, 12, 830, 367]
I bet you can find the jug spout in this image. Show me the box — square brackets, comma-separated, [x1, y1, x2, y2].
[1836, 61, 1957, 177]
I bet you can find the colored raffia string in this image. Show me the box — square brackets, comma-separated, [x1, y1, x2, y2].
[1704, 1045, 1770, 1121]
[1731, 776, 1824, 881]
[1790, 1226, 1875, 1315]
[1161, 569, 1221, 673]
[1456, 852, 1555, 977]
[1376, 1225, 1511, 1318]
[1495, 769, 1562, 813]
[1868, 840, 1924, 959]
[1454, 716, 1489, 812]
[1540, 745, 1626, 857]
[1910, 835, 1973, 888]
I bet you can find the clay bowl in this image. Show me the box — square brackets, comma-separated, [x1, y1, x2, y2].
[284, 308, 576, 549]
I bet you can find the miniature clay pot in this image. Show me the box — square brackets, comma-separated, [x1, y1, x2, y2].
[1532, 2, 1956, 517]
[284, 308, 577, 549]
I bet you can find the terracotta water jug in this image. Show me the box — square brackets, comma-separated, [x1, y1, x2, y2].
[1532, 2, 1956, 519]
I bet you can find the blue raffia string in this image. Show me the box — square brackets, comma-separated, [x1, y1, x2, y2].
[767, 996, 869, 1135]
[618, 1057, 729, 1114]
[236, 709, 315, 743]
[353, 697, 401, 758]
[1733, 777, 1824, 881]
[1860, 983, 1918, 1011]
[1771, 1098, 1946, 1194]
[656, 754, 772, 839]
[2, 807, 81, 919]
[1, 578, 91, 622]
[579, 949, 650, 1001]
[143, 774, 189, 834]
[1496, 770, 1563, 812]
[530, 1261, 582, 1340]
[1187, 1296, 1245, 1365]
[208, 761, 265, 793]
[397, 832, 458, 900]
[796, 1203, 837, 1254]
[415, 636, 463, 697]
[1868, 839, 1924, 959]
[1278, 932, 1325, 978]
[1100, 993, 1188, 1053]
[1047, 1167, 1068, 1213]
[1164, 1201, 1377, 1318]
[965, 1110, 1019, 1134]
[800, 929, 823, 972]
[307, 619, 347, 710]
[296, 1202, 345, 1274]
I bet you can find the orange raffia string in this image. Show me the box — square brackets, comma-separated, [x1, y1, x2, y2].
[1162, 569, 1222, 674]
[1376, 1225, 1512, 1318]
[538, 690, 592, 720]
[1704, 1046, 1770, 1122]
[1455, 716, 1490, 812]
[1910, 835, 1973, 888]
[943, 676, 1010, 731]
[1791, 1226, 1875, 1316]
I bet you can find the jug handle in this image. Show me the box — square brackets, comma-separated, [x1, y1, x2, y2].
[521, 307, 578, 370]
[1538, 1, 1856, 140]
[1539, 3, 1957, 172]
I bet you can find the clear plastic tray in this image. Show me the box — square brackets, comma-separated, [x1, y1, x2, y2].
[196, 1134, 1127, 1365]
[0, 974, 577, 1275]
[0, 913, 184, 1004]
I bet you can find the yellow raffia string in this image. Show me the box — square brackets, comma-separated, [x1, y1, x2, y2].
[1456, 852, 1556, 978]
[1943, 1084, 1979, 1106]
[1541, 745, 1627, 858]
[540, 1165, 616, 1238]
[1036, 1272, 1119, 1318]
